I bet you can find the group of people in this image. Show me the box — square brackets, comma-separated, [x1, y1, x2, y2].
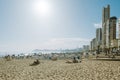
[73, 56, 82, 63]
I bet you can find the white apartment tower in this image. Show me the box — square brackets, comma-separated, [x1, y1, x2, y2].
[96, 28, 102, 47]
[119, 18, 120, 39]
[102, 5, 110, 49]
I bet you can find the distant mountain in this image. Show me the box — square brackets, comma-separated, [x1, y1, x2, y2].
[32, 48, 83, 54]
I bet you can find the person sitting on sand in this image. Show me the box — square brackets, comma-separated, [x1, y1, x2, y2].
[30, 59, 40, 66]
[34, 59, 40, 64]
[73, 57, 78, 63]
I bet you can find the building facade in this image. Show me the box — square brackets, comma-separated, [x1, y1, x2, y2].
[96, 28, 102, 47]
[109, 17, 117, 41]
[106, 19, 110, 48]
[92, 38, 96, 51]
[83, 45, 89, 52]
[90, 38, 95, 51]
[106, 17, 117, 48]
[118, 18, 120, 48]
[102, 5, 110, 50]
[119, 18, 120, 39]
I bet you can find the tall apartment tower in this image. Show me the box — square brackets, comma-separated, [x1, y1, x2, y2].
[102, 5, 110, 49]
[96, 28, 102, 47]
[109, 17, 117, 40]
[118, 18, 120, 48]
[106, 19, 110, 48]
[106, 17, 117, 48]
[92, 38, 96, 51]
[102, 5, 110, 24]
[90, 41, 93, 51]
[83, 45, 89, 52]
[119, 18, 120, 39]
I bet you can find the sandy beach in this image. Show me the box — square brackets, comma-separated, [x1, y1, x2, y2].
[0, 58, 120, 80]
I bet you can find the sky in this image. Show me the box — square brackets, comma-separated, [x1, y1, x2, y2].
[0, 0, 120, 54]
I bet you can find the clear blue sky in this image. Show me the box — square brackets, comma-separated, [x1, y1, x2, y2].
[0, 0, 120, 54]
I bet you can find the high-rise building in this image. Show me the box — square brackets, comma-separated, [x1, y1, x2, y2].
[102, 5, 110, 49]
[119, 18, 120, 39]
[102, 5, 110, 23]
[92, 38, 96, 51]
[96, 28, 102, 47]
[118, 18, 120, 48]
[109, 17, 117, 40]
[90, 41, 93, 51]
[90, 38, 95, 51]
[83, 45, 89, 52]
[106, 19, 110, 48]
[106, 17, 117, 48]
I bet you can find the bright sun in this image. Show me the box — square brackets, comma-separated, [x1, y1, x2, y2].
[32, 0, 51, 16]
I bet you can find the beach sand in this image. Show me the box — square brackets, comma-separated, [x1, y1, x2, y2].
[0, 59, 120, 80]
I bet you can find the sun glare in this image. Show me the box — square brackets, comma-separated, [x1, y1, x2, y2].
[32, 0, 51, 17]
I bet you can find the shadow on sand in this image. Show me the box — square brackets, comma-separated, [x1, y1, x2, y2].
[92, 58, 120, 61]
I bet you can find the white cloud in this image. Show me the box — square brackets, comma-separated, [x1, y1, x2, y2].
[93, 22, 102, 28]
